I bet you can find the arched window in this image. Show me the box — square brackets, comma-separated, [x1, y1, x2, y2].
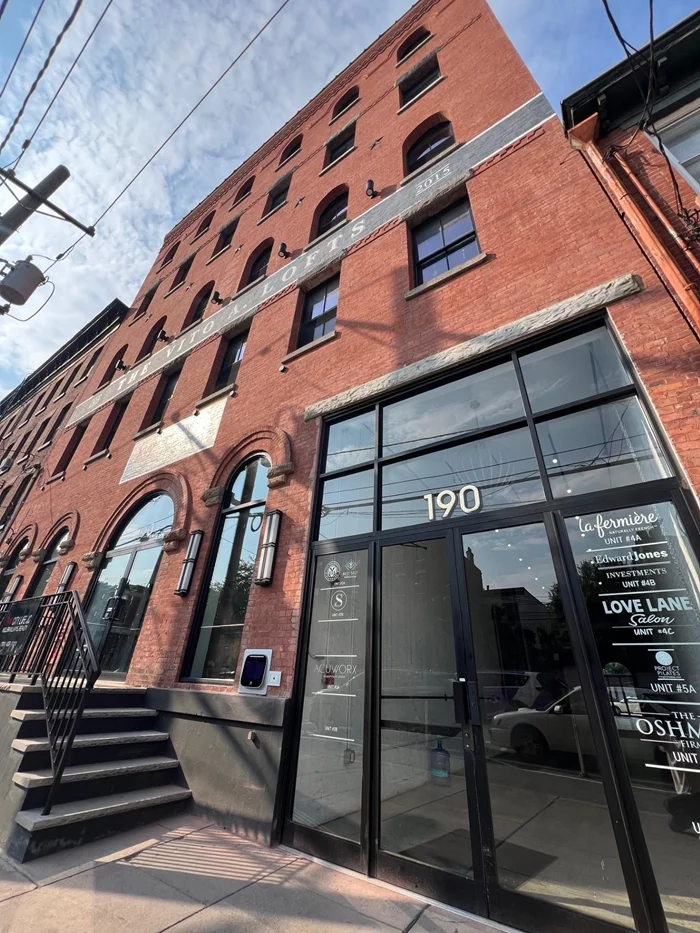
[233, 177, 254, 206]
[397, 26, 431, 63]
[183, 282, 214, 330]
[193, 211, 215, 239]
[185, 455, 270, 680]
[405, 120, 454, 174]
[279, 134, 302, 166]
[99, 346, 128, 387]
[314, 188, 349, 239]
[241, 241, 272, 290]
[331, 86, 359, 121]
[159, 241, 179, 269]
[26, 529, 69, 598]
[84, 494, 174, 674]
[0, 537, 29, 600]
[136, 318, 167, 361]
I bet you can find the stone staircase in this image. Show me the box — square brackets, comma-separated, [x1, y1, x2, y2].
[6, 685, 191, 862]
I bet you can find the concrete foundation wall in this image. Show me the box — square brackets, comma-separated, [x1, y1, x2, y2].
[0, 686, 29, 857]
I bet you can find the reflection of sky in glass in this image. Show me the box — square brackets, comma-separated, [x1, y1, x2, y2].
[463, 524, 556, 599]
[319, 470, 373, 540]
[112, 494, 174, 550]
[326, 412, 375, 472]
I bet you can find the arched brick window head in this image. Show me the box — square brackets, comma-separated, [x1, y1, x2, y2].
[99, 346, 128, 387]
[279, 135, 302, 166]
[137, 318, 168, 361]
[332, 86, 359, 121]
[159, 241, 179, 269]
[241, 241, 272, 290]
[184, 283, 214, 329]
[233, 177, 254, 206]
[405, 120, 454, 174]
[315, 188, 349, 239]
[397, 26, 431, 63]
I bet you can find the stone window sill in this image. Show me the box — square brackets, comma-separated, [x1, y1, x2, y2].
[47, 471, 65, 485]
[83, 449, 111, 467]
[36, 441, 51, 452]
[329, 98, 359, 126]
[258, 200, 288, 224]
[191, 227, 211, 244]
[276, 151, 300, 172]
[159, 259, 174, 271]
[164, 281, 185, 298]
[319, 147, 356, 177]
[129, 311, 147, 326]
[400, 141, 462, 186]
[36, 406, 47, 415]
[194, 383, 236, 411]
[303, 219, 349, 253]
[133, 421, 163, 441]
[177, 318, 205, 338]
[17, 420, 29, 429]
[397, 75, 446, 114]
[235, 275, 265, 299]
[206, 243, 232, 265]
[405, 251, 489, 300]
[281, 330, 339, 364]
[230, 192, 250, 210]
[55, 391, 66, 400]
[395, 35, 432, 67]
[74, 376, 88, 386]
[16, 454, 29, 464]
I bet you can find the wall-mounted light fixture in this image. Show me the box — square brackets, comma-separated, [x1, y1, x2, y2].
[156, 329, 169, 342]
[175, 530, 204, 596]
[56, 561, 77, 594]
[366, 179, 377, 198]
[278, 243, 291, 258]
[115, 359, 128, 372]
[3, 573, 23, 602]
[254, 510, 282, 586]
[211, 290, 225, 305]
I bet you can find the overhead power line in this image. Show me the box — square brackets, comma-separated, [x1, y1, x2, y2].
[0, 0, 49, 106]
[14, 0, 115, 171]
[43, 0, 294, 274]
[0, 0, 10, 28]
[0, 0, 85, 159]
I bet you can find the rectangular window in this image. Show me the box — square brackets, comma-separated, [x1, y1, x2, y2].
[149, 370, 180, 426]
[44, 404, 71, 445]
[135, 286, 157, 318]
[93, 400, 129, 454]
[80, 348, 102, 381]
[298, 275, 339, 348]
[325, 124, 355, 167]
[212, 219, 238, 256]
[171, 256, 193, 290]
[214, 332, 247, 391]
[263, 177, 291, 218]
[52, 423, 87, 476]
[399, 55, 441, 107]
[28, 418, 50, 453]
[412, 198, 479, 285]
[656, 103, 700, 191]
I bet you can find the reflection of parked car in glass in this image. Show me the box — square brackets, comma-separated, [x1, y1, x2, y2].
[489, 685, 660, 764]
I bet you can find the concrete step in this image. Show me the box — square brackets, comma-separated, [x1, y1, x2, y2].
[12, 730, 169, 754]
[13, 756, 179, 789]
[11, 707, 158, 722]
[15, 785, 191, 832]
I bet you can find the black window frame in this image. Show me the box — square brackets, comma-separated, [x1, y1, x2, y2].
[212, 219, 238, 257]
[405, 121, 454, 174]
[298, 274, 340, 348]
[186, 284, 214, 328]
[214, 331, 248, 392]
[193, 211, 215, 240]
[245, 244, 272, 286]
[325, 125, 355, 167]
[331, 86, 359, 121]
[263, 178, 291, 218]
[94, 399, 129, 454]
[148, 369, 181, 427]
[233, 177, 254, 206]
[279, 135, 303, 166]
[159, 242, 179, 269]
[52, 422, 88, 476]
[399, 55, 441, 107]
[396, 26, 431, 63]
[171, 256, 194, 291]
[44, 403, 71, 446]
[316, 191, 349, 238]
[411, 197, 479, 287]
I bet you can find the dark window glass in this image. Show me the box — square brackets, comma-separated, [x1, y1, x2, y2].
[138, 321, 165, 360]
[332, 86, 359, 120]
[318, 468, 373, 540]
[382, 427, 544, 530]
[150, 370, 180, 425]
[326, 125, 355, 166]
[194, 212, 214, 238]
[325, 411, 376, 472]
[264, 178, 290, 217]
[316, 191, 348, 238]
[53, 424, 87, 475]
[400, 56, 441, 106]
[520, 327, 631, 413]
[299, 275, 339, 348]
[97, 401, 128, 453]
[406, 121, 454, 174]
[28, 418, 50, 453]
[44, 404, 70, 444]
[0, 537, 29, 598]
[233, 177, 254, 205]
[135, 287, 157, 319]
[537, 397, 671, 497]
[247, 245, 272, 285]
[159, 242, 179, 268]
[280, 135, 302, 164]
[171, 256, 193, 289]
[215, 332, 247, 391]
[187, 286, 213, 327]
[100, 348, 127, 386]
[213, 219, 238, 256]
[413, 198, 479, 285]
[383, 361, 524, 457]
[82, 348, 102, 380]
[397, 26, 431, 62]
[26, 529, 69, 598]
[187, 456, 270, 680]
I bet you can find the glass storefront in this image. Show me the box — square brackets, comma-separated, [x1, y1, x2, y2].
[286, 320, 700, 933]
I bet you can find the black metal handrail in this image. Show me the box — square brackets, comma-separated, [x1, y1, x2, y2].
[0, 591, 100, 814]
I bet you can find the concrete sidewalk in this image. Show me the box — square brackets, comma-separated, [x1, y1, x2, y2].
[0, 816, 513, 933]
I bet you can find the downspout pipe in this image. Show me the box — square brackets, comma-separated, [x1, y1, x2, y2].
[568, 114, 700, 340]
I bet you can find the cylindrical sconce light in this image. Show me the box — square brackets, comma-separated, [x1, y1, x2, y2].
[56, 561, 77, 593]
[175, 530, 204, 596]
[254, 510, 282, 586]
[3, 573, 23, 602]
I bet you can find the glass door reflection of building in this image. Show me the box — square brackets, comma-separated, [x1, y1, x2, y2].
[567, 502, 700, 933]
[464, 524, 634, 930]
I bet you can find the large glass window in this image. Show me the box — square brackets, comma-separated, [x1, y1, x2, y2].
[412, 199, 480, 285]
[298, 275, 339, 348]
[26, 529, 69, 598]
[186, 456, 270, 680]
[405, 121, 454, 174]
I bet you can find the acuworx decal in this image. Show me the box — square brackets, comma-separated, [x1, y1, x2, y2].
[67, 93, 555, 428]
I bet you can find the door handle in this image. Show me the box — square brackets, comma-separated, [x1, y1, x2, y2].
[452, 679, 482, 726]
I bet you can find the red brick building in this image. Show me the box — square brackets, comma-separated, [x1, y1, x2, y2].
[1, 3, 700, 932]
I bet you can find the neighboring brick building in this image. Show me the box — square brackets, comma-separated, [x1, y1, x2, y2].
[1, 3, 700, 932]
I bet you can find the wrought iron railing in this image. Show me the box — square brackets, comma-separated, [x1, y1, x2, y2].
[0, 591, 100, 814]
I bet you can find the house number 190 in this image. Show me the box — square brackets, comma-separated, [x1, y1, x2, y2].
[423, 485, 481, 521]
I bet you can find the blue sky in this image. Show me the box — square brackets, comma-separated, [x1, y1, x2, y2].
[0, 0, 697, 396]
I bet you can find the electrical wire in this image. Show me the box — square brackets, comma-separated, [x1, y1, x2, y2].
[41, 0, 294, 274]
[0, 0, 85, 159]
[14, 0, 115, 171]
[3, 280, 55, 321]
[0, 170, 75, 222]
[0, 0, 10, 28]
[0, 0, 49, 106]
